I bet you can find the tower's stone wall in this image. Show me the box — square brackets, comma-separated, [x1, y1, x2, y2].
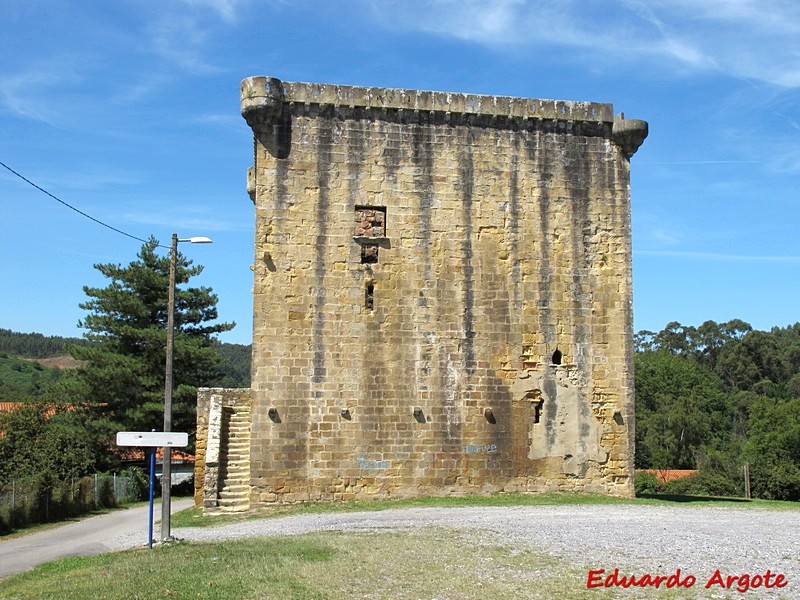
[199, 76, 646, 508]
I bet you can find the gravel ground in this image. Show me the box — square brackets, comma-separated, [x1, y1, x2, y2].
[151, 504, 800, 597]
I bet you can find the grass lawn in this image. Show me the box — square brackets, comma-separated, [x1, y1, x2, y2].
[0, 526, 701, 600]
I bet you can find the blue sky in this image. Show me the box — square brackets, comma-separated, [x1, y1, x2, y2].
[1, 0, 799, 345]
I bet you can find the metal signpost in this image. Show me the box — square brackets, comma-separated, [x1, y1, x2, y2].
[116, 431, 189, 548]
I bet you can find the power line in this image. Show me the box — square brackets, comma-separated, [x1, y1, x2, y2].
[0, 160, 164, 248]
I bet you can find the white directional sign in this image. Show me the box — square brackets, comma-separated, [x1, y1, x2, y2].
[116, 431, 189, 447]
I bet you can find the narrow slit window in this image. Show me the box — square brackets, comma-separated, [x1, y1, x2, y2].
[526, 390, 543, 424]
[365, 282, 375, 311]
[552, 349, 562, 365]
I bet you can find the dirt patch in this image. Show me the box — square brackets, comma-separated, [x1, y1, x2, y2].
[19, 355, 83, 369]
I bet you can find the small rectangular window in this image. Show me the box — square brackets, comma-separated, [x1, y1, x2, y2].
[354, 206, 386, 238]
[354, 206, 386, 264]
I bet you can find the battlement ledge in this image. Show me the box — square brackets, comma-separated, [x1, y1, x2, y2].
[241, 75, 615, 123]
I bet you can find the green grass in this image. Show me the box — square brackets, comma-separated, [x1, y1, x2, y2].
[0, 527, 694, 600]
[171, 491, 799, 529]
[635, 493, 800, 509]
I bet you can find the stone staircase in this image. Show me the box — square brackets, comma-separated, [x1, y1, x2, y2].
[216, 404, 252, 512]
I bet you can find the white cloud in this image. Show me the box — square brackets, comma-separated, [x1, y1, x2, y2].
[188, 113, 249, 132]
[124, 207, 248, 233]
[145, 13, 224, 75]
[636, 249, 800, 262]
[0, 64, 82, 126]
[365, 0, 800, 87]
[769, 148, 800, 174]
[133, 0, 259, 75]
[641, 160, 761, 165]
[647, 228, 682, 246]
[177, 0, 247, 23]
[0, 2, 240, 123]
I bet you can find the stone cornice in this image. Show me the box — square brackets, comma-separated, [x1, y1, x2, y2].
[241, 76, 648, 156]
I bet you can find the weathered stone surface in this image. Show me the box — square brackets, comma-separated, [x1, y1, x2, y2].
[196, 76, 646, 509]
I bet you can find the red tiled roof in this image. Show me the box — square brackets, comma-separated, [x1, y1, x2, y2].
[0, 402, 59, 417]
[118, 447, 195, 462]
[638, 469, 698, 483]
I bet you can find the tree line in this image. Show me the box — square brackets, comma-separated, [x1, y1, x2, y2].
[635, 320, 800, 500]
[0, 329, 90, 358]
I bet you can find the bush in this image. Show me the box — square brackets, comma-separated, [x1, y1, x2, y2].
[634, 471, 664, 496]
[636, 469, 741, 498]
[171, 475, 195, 498]
[119, 467, 149, 500]
[662, 470, 739, 497]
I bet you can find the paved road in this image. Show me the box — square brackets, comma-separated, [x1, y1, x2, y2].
[0, 498, 194, 578]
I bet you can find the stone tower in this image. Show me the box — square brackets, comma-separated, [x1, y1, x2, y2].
[195, 76, 647, 510]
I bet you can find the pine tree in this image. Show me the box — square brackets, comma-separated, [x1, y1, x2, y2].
[68, 237, 234, 449]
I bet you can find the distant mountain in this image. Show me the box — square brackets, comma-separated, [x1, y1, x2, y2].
[0, 328, 251, 390]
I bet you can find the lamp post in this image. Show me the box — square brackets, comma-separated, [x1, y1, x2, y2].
[161, 233, 212, 542]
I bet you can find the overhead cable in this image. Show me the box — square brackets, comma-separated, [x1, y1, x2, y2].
[0, 160, 163, 247]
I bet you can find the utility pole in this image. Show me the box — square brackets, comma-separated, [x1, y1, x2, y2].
[161, 233, 178, 542]
[161, 233, 212, 542]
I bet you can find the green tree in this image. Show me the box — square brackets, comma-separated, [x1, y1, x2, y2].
[639, 320, 752, 370]
[68, 237, 233, 462]
[634, 319, 800, 498]
[0, 355, 62, 400]
[0, 328, 88, 358]
[715, 330, 788, 394]
[634, 351, 730, 469]
[208, 342, 251, 388]
[651, 321, 697, 357]
[694, 319, 751, 370]
[743, 396, 800, 500]
[0, 403, 95, 483]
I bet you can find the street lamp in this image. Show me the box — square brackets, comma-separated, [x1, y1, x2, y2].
[162, 233, 212, 542]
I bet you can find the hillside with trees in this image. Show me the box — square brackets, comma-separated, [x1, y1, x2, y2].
[0, 331, 251, 402]
[0, 354, 65, 402]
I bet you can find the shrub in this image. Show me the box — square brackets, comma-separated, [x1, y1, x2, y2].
[661, 470, 739, 497]
[634, 471, 664, 496]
